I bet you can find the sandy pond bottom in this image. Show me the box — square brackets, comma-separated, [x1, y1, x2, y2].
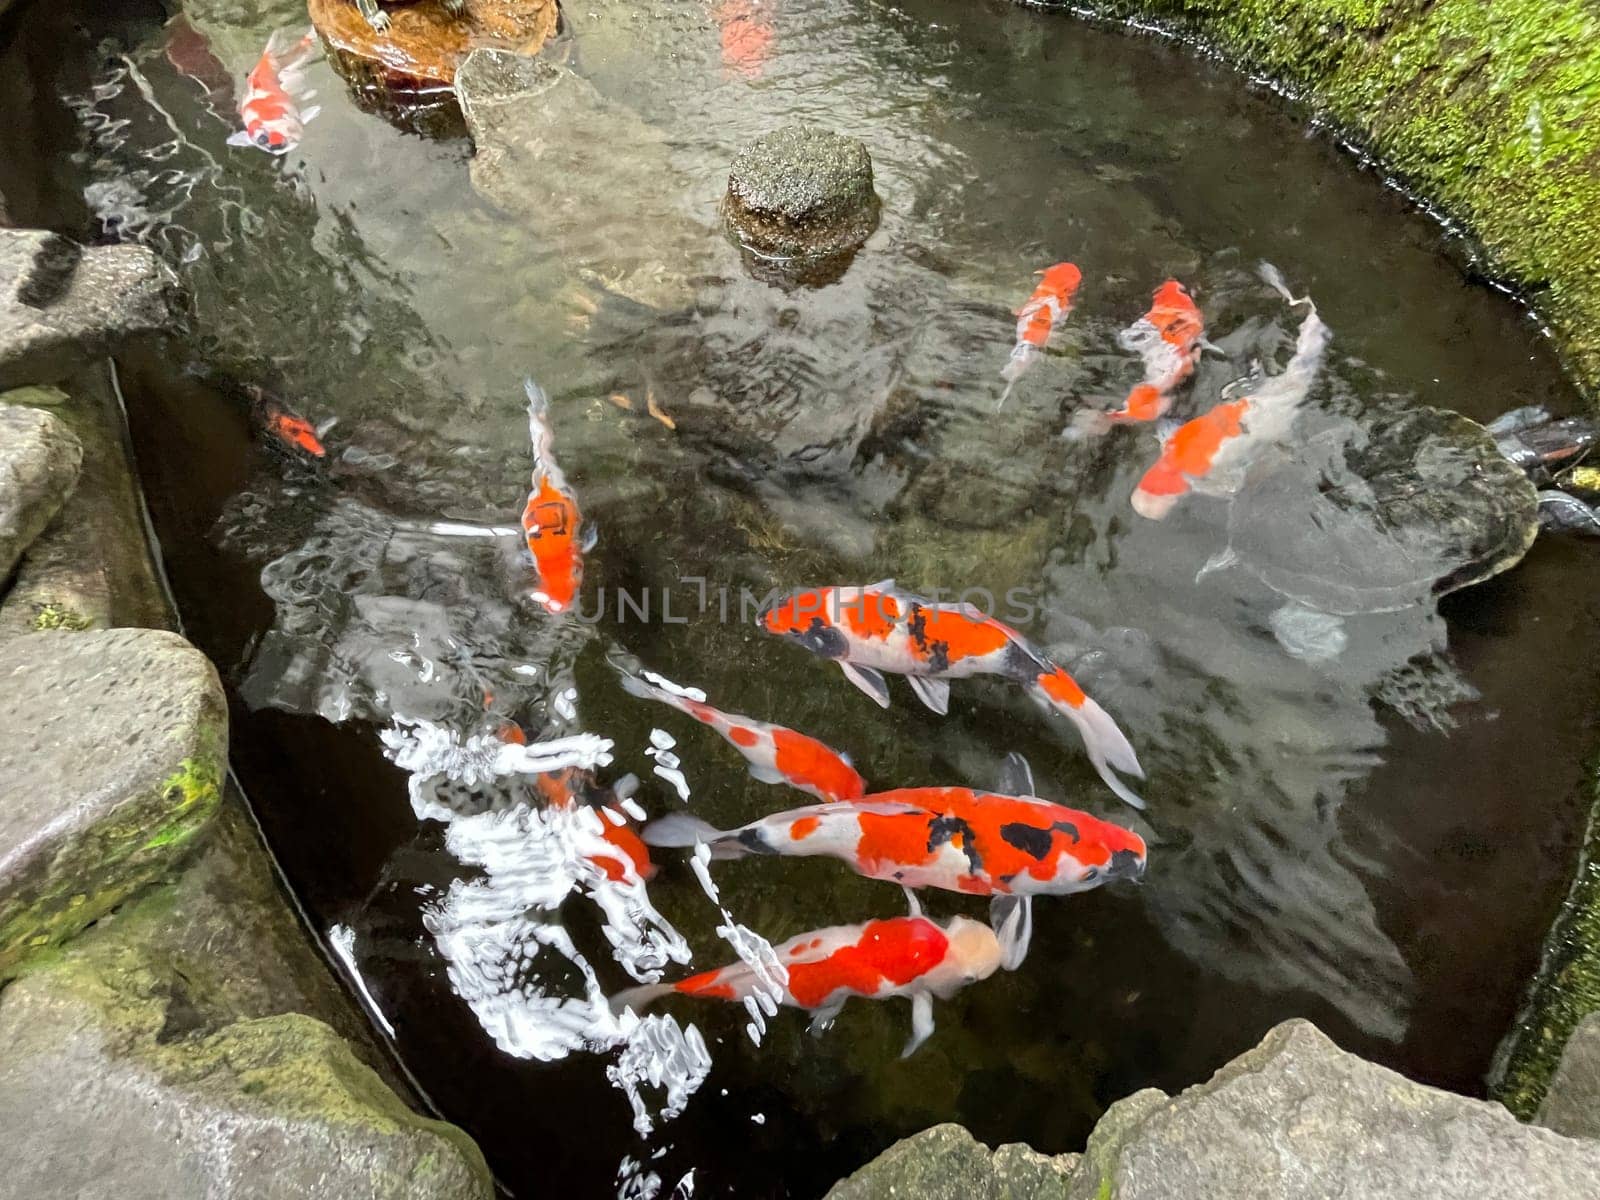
[5, 0, 1600, 1195]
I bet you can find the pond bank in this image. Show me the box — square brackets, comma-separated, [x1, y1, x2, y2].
[1066, 0, 1600, 397]
[0, 228, 492, 1198]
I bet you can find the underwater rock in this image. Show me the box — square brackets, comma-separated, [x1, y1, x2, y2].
[826, 1124, 1079, 1200]
[0, 229, 179, 389]
[311, 0, 557, 128]
[456, 49, 706, 309]
[0, 404, 81, 585]
[1066, 1019, 1600, 1200]
[0, 375, 173, 642]
[724, 125, 881, 262]
[0, 629, 225, 976]
[1539, 1011, 1600, 1141]
[1214, 403, 1539, 616]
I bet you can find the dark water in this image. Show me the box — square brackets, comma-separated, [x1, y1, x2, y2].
[5, 0, 1600, 1195]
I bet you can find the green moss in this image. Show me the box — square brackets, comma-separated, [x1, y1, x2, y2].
[1491, 767, 1600, 1117]
[30, 603, 93, 632]
[1097, 1178, 1114, 1200]
[1083, 0, 1600, 394]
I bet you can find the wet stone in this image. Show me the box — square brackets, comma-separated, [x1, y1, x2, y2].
[0, 403, 81, 584]
[724, 125, 881, 261]
[0, 229, 179, 389]
[1066, 1019, 1600, 1200]
[826, 1124, 1079, 1200]
[0, 628, 226, 976]
[1539, 1011, 1600, 1141]
[311, 0, 557, 129]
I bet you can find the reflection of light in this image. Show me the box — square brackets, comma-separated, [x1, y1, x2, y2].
[328, 923, 395, 1037]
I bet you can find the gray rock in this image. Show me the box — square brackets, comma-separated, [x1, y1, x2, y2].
[0, 374, 173, 641]
[826, 1124, 1079, 1200]
[1539, 1010, 1600, 1139]
[0, 402, 81, 582]
[724, 125, 881, 259]
[0, 970, 491, 1200]
[0, 229, 179, 389]
[1068, 1019, 1600, 1200]
[0, 628, 225, 975]
[456, 50, 704, 310]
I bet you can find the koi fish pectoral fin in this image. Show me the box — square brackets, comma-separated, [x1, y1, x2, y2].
[906, 675, 950, 716]
[226, 130, 253, 147]
[808, 996, 848, 1037]
[903, 886, 923, 918]
[746, 761, 786, 786]
[996, 751, 1036, 798]
[839, 661, 891, 709]
[580, 523, 599, 552]
[902, 992, 936, 1058]
[991, 895, 1034, 971]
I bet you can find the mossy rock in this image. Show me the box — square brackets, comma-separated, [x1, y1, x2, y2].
[0, 629, 226, 976]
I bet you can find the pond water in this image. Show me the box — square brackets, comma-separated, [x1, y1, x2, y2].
[5, 0, 1600, 1195]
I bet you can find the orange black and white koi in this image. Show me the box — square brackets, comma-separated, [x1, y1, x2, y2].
[642, 783, 1146, 966]
[999, 262, 1082, 406]
[612, 908, 1002, 1056]
[228, 29, 320, 155]
[760, 582, 1146, 808]
[617, 665, 867, 803]
[1105, 279, 1205, 423]
[1131, 265, 1329, 520]
[521, 378, 593, 614]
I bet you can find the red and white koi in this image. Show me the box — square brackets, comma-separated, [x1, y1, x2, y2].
[228, 29, 320, 156]
[1106, 279, 1205, 423]
[999, 262, 1082, 405]
[1132, 266, 1329, 520]
[521, 378, 593, 614]
[612, 910, 1003, 1056]
[247, 384, 327, 458]
[760, 582, 1145, 807]
[617, 666, 867, 803]
[642, 783, 1146, 967]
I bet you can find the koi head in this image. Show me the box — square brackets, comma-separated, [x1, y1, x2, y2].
[1131, 459, 1187, 520]
[1073, 816, 1147, 887]
[926, 915, 1002, 996]
[759, 588, 850, 658]
[255, 125, 291, 153]
[1036, 262, 1082, 302]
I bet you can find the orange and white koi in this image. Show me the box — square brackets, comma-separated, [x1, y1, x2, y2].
[760, 582, 1145, 807]
[1106, 279, 1205, 423]
[228, 29, 320, 156]
[612, 910, 1002, 1056]
[521, 378, 593, 614]
[1131, 266, 1329, 520]
[999, 262, 1082, 405]
[617, 666, 866, 803]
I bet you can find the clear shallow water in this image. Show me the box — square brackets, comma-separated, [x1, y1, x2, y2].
[6, 0, 1600, 1195]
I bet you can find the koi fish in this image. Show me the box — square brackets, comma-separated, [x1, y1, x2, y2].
[643, 782, 1146, 967]
[532, 765, 656, 883]
[521, 378, 593, 614]
[999, 262, 1081, 406]
[228, 29, 320, 155]
[612, 908, 1002, 1056]
[1131, 265, 1329, 520]
[715, 0, 775, 80]
[247, 385, 327, 458]
[616, 665, 867, 803]
[759, 582, 1145, 808]
[1106, 280, 1204, 423]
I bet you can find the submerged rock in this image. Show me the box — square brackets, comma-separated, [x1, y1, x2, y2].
[0, 403, 81, 584]
[0, 628, 225, 976]
[826, 1124, 1078, 1200]
[1068, 1019, 1600, 1200]
[0, 229, 179, 389]
[312, 0, 558, 132]
[724, 125, 881, 261]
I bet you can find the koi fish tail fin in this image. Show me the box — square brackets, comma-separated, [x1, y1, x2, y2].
[523, 377, 555, 464]
[1258, 261, 1312, 310]
[999, 343, 1036, 387]
[609, 982, 675, 1017]
[1032, 673, 1147, 810]
[639, 812, 749, 860]
[995, 379, 1016, 410]
[1064, 407, 1113, 440]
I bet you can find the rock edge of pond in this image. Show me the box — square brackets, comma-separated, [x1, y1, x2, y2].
[0, 228, 493, 1199]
